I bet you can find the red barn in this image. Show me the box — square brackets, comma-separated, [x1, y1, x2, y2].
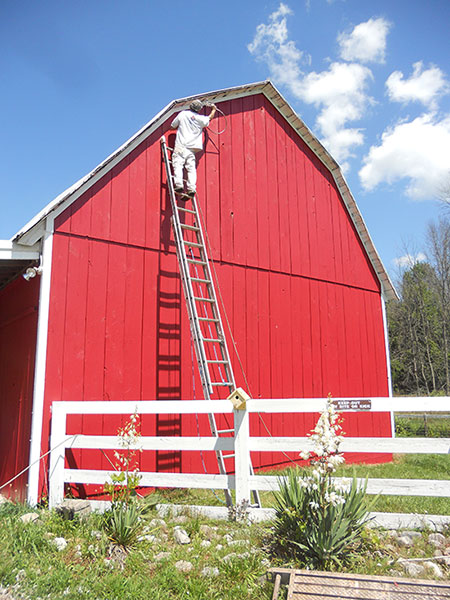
[0, 81, 397, 505]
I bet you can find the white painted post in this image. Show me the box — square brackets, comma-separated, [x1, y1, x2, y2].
[48, 402, 67, 509]
[27, 219, 54, 506]
[233, 406, 250, 505]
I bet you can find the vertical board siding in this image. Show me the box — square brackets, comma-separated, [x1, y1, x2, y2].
[0, 277, 39, 500]
[40, 93, 391, 494]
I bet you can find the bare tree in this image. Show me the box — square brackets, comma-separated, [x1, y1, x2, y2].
[427, 217, 450, 393]
[437, 173, 450, 212]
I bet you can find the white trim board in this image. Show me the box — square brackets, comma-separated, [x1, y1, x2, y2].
[27, 217, 54, 506]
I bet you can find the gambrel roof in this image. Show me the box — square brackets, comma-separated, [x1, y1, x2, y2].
[11, 80, 397, 300]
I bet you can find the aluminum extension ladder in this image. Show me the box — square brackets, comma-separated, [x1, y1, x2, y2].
[160, 136, 260, 508]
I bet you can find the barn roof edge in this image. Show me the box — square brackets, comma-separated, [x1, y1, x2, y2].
[12, 80, 398, 301]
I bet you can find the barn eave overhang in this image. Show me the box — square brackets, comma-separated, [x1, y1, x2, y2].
[11, 80, 398, 301]
[0, 240, 41, 290]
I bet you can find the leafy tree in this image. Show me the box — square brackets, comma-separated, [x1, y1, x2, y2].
[387, 217, 450, 395]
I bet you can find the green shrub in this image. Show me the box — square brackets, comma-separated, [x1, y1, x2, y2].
[272, 398, 376, 570]
[273, 467, 375, 569]
[103, 501, 142, 549]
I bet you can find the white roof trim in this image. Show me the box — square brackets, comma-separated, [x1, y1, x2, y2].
[12, 80, 397, 300]
[0, 239, 41, 261]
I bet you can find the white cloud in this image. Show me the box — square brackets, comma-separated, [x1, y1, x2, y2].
[359, 113, 450, 199]
[338, 17, 391, 64]
[299, 62, 373, 166]
[386, 61, 449, 109]
[248, 4, 375, 168]
[393, 252, 427, 268]
[248, 3, 304, 90]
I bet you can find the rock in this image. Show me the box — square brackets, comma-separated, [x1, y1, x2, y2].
[224, 534, 233, 543]
[0, 495, 11, 506]
[56, 499, 92, 520]
[236, 552, 250, 560]
[397, 535, 414, 548]
[428, 533, 446, 548]
[228, 539, 248, 547]
[173, 526, 191, 545]
[201, 566, 219, 577]
[51, 537, 68, 551]
[200, 540, 211, 548]
[20, 512, 39, 524]
[138, 534, 156, 543]
[387, 529, 399, 538]
[15, 570, 26, 583]
[90, 530, 102, 540]
[173, 515, 188, 524]
[149, 519, 167, 528]
[402, 562, 425, 577]
[216, 544, 223, 551]
[424, 561, 444, 578]
[222, 553, 237, 563]
[199, 524, 215, 538]
[175, 560, 193, 573]
[154, 552, 171, 562]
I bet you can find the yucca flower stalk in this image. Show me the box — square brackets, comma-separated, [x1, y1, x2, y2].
[273, 395, 376, 569]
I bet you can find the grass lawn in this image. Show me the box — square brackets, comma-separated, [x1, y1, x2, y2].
[155, 453, 450, 516]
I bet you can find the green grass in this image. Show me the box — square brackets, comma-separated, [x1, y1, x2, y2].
[154, 454, 450, 515]
[1, 497, 448, 600]
[0, 502, 273, 600]
[395, 414, 450, 438]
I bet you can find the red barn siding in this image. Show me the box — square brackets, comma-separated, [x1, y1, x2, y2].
[36, 93, 390, 496]
[0, 276, 39, 500]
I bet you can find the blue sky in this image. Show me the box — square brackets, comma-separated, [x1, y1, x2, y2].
[1, 0, 449, 278]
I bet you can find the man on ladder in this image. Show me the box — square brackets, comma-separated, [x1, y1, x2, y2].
[171, 99, 216, 197]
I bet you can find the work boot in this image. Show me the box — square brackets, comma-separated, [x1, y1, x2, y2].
[174, 186, 184, 194]
[186, 189, 196, 197]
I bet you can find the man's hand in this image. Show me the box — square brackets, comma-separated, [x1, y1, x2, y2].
[209, 104, 217, 120]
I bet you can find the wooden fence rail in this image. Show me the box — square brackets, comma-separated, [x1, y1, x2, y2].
[48, 397, 450, 510]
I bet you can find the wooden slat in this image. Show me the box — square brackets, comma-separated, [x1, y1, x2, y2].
[69, 434, 234, 451]
[287, 570, 450, 600]
[250, 475, 450, 497]
[64, 468, 233, 490]
[52, 399, 233, 414]
[245, 397, 450, 413]
[248, 436, 450, 454]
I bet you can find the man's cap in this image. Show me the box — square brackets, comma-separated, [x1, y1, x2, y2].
[189, 99, 203, 113]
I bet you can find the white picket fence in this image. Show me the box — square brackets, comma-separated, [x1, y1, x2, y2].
[48, 397, 450, 514]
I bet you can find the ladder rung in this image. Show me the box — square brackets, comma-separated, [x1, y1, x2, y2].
[191, 277, 211, 284]
[199, 317, 219, 322]
[180, 224, 200, 232]
[206, 359, 228, 364]
[202, 337, 221, 343]
[217, 429, 235, 434]
[211, 382, 233, 387]
[177, 206, 196, 214]
[187, 259, 207, 265]
[194, 296, 215, 303]
[184, 240, 203, 248]
[221, 453, 235, 459]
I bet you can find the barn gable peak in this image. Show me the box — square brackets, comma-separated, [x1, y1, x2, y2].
[12, 80, 397, 300]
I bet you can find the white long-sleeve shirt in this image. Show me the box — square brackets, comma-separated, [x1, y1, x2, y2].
[171, 110, 210, 152]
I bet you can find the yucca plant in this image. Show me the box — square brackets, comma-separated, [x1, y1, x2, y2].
[272, 398, 377, 569]
[103, 501, 142, 549]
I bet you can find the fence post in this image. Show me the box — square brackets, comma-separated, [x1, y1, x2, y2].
[48, 402, 67, 509]
[233, 405, 250, 505]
